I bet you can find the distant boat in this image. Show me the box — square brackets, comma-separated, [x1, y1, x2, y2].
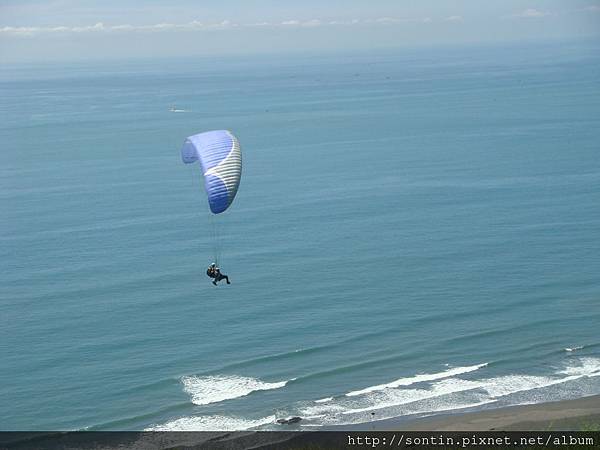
[169, 106, 187, 113]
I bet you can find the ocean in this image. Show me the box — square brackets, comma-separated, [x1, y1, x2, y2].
[1, 39, 600, 431]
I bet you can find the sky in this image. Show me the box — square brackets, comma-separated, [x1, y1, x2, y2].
[1, 0, 600, 63]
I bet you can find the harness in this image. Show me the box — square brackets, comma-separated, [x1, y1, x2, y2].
[207, 267, 221, 279]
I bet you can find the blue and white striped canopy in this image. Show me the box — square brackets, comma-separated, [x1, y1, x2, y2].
[181, 130, 242, 214]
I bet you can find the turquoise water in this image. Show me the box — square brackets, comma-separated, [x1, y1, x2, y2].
[1, 40, 600, 431]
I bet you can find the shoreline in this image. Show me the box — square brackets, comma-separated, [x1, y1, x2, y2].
[352, 394, 600, 431]
[3, 396, 599, 449]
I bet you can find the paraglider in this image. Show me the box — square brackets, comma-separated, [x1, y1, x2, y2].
[181, 130, 242, 285]
[206, 263, 230, 286]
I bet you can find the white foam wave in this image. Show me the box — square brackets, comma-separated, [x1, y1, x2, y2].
[559, 357, 600, 377]
[484, 358, 600, 398]
[181, 375, 288, 405]
[426, 399, 498, 413]
[300, 357, 600, 426]
[301, 381, 496, 426]
[302, 414, 326, 420]
[565, 346, 584, 352]
[300, 377, 483, 421]
[154, 358, 600, 431]
[345, 363, 487, 397]
[482, 374, 564, 398]
[342, 378, 484, 415]
[302, 401, 347, 417]
[146, 414, 275, 431]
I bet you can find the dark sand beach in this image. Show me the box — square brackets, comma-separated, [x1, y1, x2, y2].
[368, 394, 600, 431]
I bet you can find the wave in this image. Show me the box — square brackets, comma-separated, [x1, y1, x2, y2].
[565, 346, 584, 352]
[345, 363, 488, 397]
[300, 376, 487, 420]
[342, 378, 486, 415]
[439, 357, 600, 401]
[299, 357, 600, 427]
[181, 375, 289, 406]
[143, 357, 600, 430]
[300, 379, 496, 426]
[559, 357, 600, 377]
[146, 414, 275, 431]
[481, 374, 571, 398]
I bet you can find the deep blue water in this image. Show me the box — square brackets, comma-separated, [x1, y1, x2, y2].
[1, 40, 600, 431]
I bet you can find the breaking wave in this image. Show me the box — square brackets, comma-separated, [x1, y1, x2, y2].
[146, 357, 600, 430]
[181, 374, 290, 406]
[146, 414, 275, 431]
[565, 346, 584, 352]
[346, 363, 488, 397]
[298, 357, 600, 426]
